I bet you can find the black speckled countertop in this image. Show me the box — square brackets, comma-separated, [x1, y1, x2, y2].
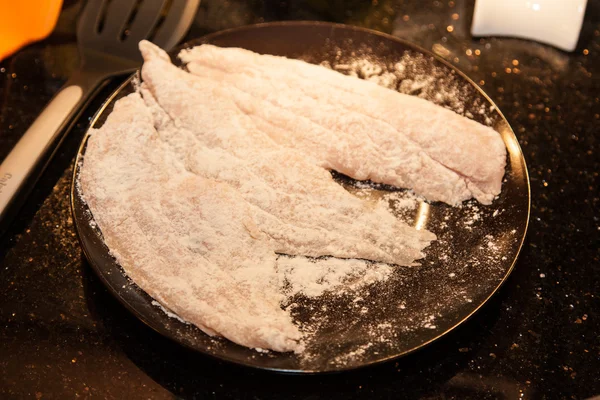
[1, 1, 598, 399]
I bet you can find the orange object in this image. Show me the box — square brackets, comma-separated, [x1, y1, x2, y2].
[0, 0, 63, 61]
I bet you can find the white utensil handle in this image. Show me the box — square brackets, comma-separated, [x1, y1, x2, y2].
[0, 85, 83, 226]
[471, 0, 587, 51]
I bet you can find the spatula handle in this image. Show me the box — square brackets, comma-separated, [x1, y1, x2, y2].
[0, 70, 101, 236]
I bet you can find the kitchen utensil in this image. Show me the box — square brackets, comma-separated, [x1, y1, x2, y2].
[471, 0, 588, 51]
[0, 0, 200, 236]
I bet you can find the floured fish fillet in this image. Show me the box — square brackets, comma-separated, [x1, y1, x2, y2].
[138, 47, 433, 266]
[80, 43, 437, 353]
[80, 94, 302, 351]
[178, 44, 507, 205]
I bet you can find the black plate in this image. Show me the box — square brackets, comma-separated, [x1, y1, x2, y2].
[71, 22, 530, 373]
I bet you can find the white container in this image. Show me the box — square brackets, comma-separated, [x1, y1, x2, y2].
[471, 0, 588, 51]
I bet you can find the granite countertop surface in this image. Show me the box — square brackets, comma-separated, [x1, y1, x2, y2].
[0, 1, 598, 399]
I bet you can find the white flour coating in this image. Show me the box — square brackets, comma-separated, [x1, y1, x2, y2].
[180, 44, 506, 205]
[138, 43, 434, 266]
[79, 41, 442, 354]
[151, 300, 188, 324]
[79, 40, 510, 360]
[277, 256, 393, 298]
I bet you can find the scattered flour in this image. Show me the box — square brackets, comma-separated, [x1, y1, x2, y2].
[317, 43, 498, 127]
[277, 256, 394, 298]
[151, 301, 189, 324]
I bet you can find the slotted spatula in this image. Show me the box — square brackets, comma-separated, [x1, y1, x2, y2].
[0, 0, 199, 235]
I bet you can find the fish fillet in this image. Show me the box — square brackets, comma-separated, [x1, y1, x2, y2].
[137, 49, 433, 266]
[80, 43, 438, 353]
[80, 94, 302, 351]
[179, 44, 507, 205]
